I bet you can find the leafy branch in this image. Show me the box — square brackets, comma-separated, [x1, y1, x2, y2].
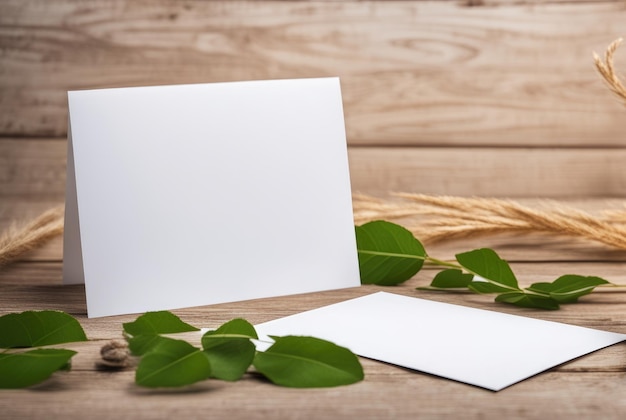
[0, 310, 363, 389]
[356, 220, 616, 310]
[124, 311, 363, 389]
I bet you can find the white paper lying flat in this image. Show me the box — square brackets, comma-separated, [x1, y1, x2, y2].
[255, 292, 626, 391]
[63, 78, 360, 317]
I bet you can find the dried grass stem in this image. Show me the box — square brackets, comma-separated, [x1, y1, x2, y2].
[353, 193, 626, 250]
[0, 206, 65, 267]
[594, 37, 626, 106]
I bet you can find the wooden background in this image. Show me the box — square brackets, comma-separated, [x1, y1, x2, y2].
[1, 1, 626, 418]
[3, 0, 626, 260]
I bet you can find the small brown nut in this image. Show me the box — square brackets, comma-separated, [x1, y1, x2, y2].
[96, 340, 131, 369]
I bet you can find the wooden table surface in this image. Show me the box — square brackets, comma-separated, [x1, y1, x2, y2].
[1, 213, 626, 419]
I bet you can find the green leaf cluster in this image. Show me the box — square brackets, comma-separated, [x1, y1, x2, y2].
[0, 310, 87, 388]
[0, 309, 362, 390]
[124, 311, 364, 389]
[356, 221, 612, 310]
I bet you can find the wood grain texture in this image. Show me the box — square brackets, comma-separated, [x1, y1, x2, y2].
[349, 146, 626, 197]
[1, 0, 625, 145]
[0, 368, 623, 419]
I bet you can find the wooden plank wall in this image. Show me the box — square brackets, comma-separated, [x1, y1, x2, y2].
[1, 0, 625, 229]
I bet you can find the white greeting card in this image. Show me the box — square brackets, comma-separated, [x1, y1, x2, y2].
[64, 78, 360, 318]
[255, 292, 626, 391]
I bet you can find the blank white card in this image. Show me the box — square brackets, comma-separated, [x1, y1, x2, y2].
[64, 78, 361, 317]
[255, 292, 626, 391]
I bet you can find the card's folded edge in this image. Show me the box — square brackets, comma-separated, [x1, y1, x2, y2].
[62, 108, 85, 286]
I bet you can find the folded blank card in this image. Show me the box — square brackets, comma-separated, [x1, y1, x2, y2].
[63, 78, 360, 318]
[255, 292, 626, 391]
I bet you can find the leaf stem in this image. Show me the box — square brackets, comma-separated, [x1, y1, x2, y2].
[521, 288, 551, 298]
[357, 250, 426, 261]
[427, 256, 521, 292]
[424, 256, 464, 270]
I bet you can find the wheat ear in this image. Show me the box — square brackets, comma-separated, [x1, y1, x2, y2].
[594, 38, 626, 106]
[353, 194, 626, 250]
[0, 206, 65, 267]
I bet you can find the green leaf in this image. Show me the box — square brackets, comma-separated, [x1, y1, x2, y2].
[356, 221, 426, 285]
[135, 339, 211, 388]
[468, 282, 515, 294]
[127, 334, 179, 356]
[456, 248, 519, 291]
[527, 275, 610, 303]
[525, 282, 553, 294]
[549, 275, 609, 302]
[204, 339, 255, 381]
[495, 292, 560, 310]
[123, 311, 199, 337]
[253, 336, 364, 388]
[202, 318, 258, 342]
[0, 310, 87, 348]
[0, 349, 76, 388]
[201, 319, 258, 381]
[430, 269, 474, 288]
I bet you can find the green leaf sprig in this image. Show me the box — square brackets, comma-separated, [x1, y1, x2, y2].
[0, 310, 363, 390]
[124, 311, 364, 389]
[0, 310, 87, 388]
[356, 220, 616, 310]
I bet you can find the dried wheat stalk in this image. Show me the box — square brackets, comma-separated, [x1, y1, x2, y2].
[353, 193, 626, 250]
[0, 206, 65, 267]
[594, 37, 626, 106]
